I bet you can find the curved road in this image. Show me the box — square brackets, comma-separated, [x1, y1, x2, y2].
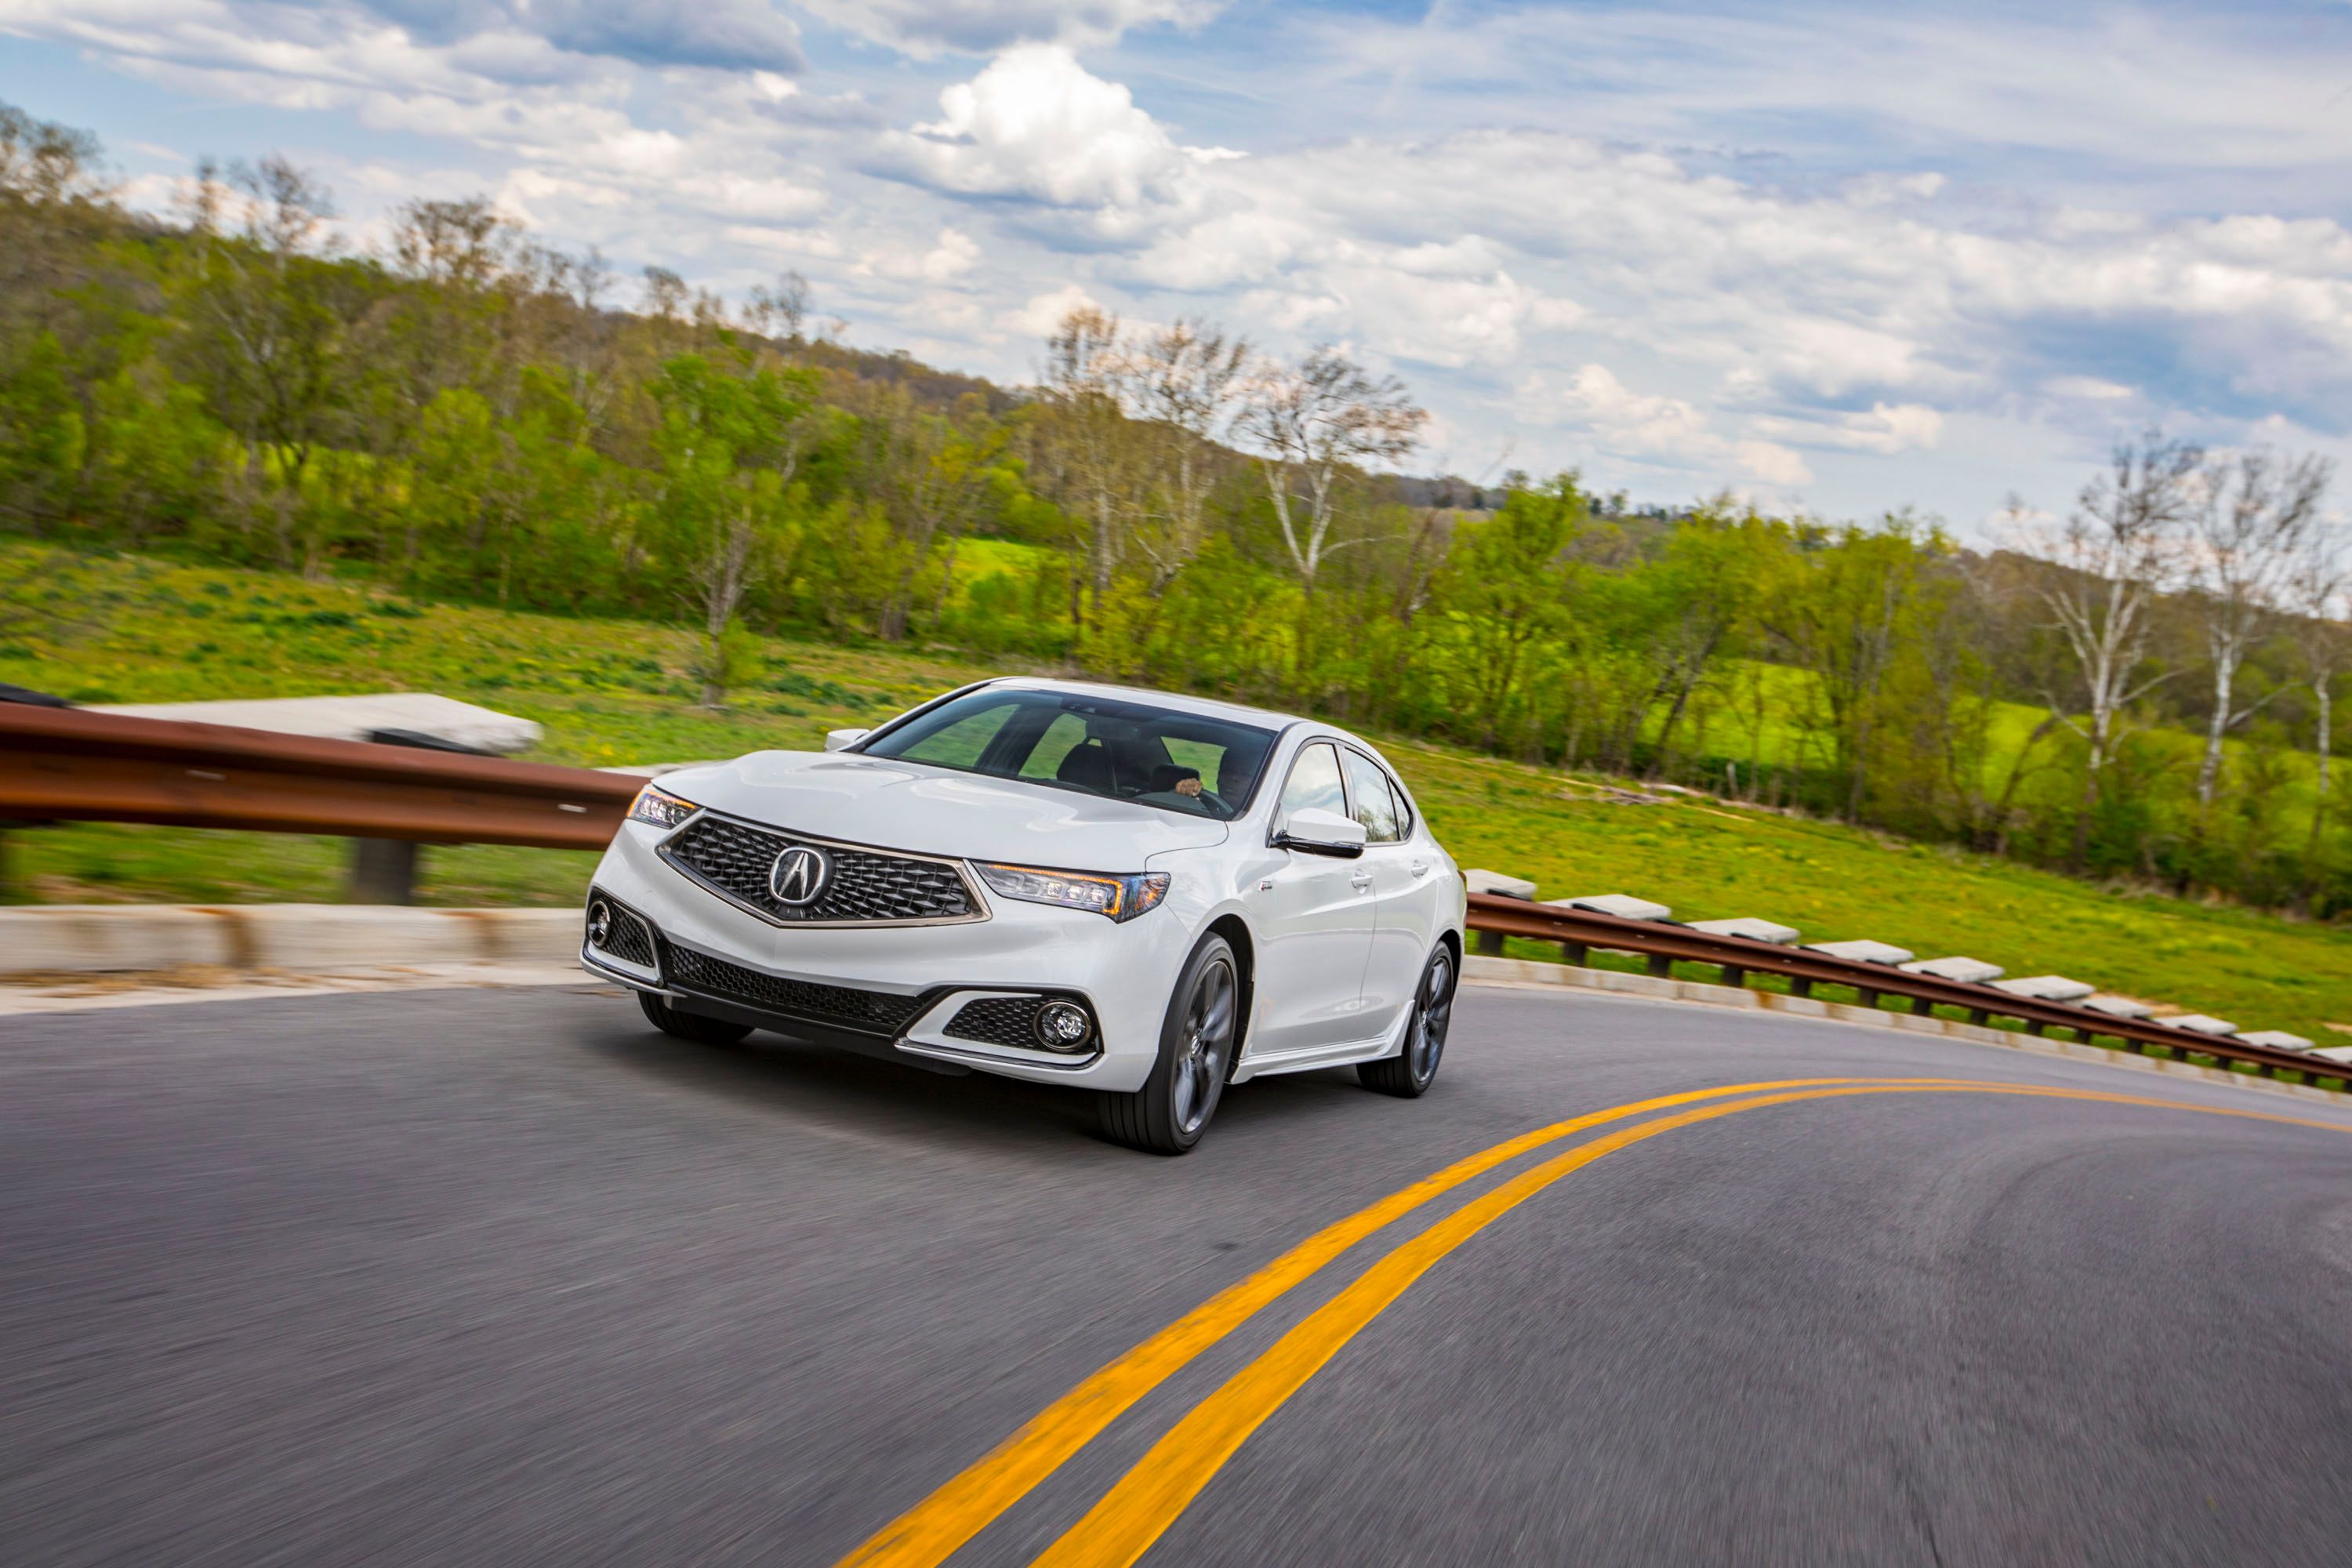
[6, 979, 2352, 1566]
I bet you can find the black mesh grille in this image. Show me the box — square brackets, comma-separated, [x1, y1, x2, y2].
[662, 816, 975, 924]
[667, 946, 921, 1035]
[945, 996, 1047, 1048]
[586, 895, 657, 968]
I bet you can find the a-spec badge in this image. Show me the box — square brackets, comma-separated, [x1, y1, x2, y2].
[769, 844, 832, 908]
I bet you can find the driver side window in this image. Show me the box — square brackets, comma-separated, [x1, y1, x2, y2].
[1278, 742, 1346, 820]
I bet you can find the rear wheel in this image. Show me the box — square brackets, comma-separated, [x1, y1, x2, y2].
[1099, 935, 1239, 1155]
[1359, 946, 1454, 1098]
[637, 989, 753, 1046]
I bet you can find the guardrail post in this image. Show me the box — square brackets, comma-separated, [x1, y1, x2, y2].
[1474, 929, 1504, 956]
[1789, 977, 1812, 998]
[1646, 953, 1672, 978]
[1857, 985, 1881, 1009]
[1967, 1007, 1990, 1026]
[1907, 995, 1933, 1016]
[1720, 964, 1744, 988]
[348, 838, 421, 905]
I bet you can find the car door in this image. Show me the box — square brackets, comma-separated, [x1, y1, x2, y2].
[1341, 747, 1439, 1036]
[1247, 740, 1379, 1055]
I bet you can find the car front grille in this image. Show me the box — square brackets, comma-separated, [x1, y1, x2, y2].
[661, 815, 978, 925]
[667, 946, 923, 1036]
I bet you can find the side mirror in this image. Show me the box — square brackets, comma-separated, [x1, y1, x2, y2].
[1275, 806, 1369, 858]
[823, 728, 870, 753]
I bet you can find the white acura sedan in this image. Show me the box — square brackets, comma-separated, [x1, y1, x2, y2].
[579, 677, 1467, 1152]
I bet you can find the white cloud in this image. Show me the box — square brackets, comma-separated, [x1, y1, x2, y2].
[1750, 401, 1945, 455]
[876, 45, 1235, 229]
[1736, 439, 1814, 488]
[797, 0, 1221, 55]
[1003, 281, 1104, 337]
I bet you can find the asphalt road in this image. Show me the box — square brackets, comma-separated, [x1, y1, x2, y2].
[7, 980, 2352, 1568]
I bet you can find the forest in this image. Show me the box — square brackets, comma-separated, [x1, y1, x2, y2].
[1, 102, 2346, 916]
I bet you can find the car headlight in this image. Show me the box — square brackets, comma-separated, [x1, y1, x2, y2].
[973, 862, 1171, 922]
[626, 782, 699, 830]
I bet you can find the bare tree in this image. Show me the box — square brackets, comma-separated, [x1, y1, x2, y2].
[1240, 346, 1425, 597]
[744, 270, 809, 346]
[2288, 514, 2348, 859]
[387, 195, 514, 290]
[2011, 433, 2202, 863]
[1036, 305, 1138, 624]
[1131, 318, 1247, 590]
[174, 155, 349, 571]
[2186, 448, 2331, 806]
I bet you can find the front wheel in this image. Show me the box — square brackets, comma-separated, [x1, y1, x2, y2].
[1098, 935, 1240, 1155]
[1358, 946, 1454, 1098]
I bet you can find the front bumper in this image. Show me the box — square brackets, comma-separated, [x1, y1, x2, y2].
[579, 821, 1186, 1091]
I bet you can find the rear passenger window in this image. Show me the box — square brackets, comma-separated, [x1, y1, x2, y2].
[1388, 777, 1414, 837]
[1341, 750, 1401, 843]
[1279, 742, 1346, 820]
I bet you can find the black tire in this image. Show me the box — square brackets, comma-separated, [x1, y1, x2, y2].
[1359, 946, 1455, 1098]
[637, 989, 753, 1046]
[1098, 935, 1240, 1155]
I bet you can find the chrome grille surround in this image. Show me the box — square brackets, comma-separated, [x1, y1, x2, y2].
[659, 811, 987, 928]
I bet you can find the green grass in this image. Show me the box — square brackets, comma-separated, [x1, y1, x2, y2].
[5, 542, 2347, 1046]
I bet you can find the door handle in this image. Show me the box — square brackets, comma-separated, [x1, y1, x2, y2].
[1410, 859, 1430, 877]
[1349, 871, 1374, 890]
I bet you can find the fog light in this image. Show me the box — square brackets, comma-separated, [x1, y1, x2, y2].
[587, 898, 614, 948]
[1034, 1000, 1093, 1051]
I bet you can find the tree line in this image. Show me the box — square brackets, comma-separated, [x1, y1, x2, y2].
[1, 103, 2346, 914]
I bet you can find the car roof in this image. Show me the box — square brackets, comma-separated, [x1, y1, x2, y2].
[979, 677, 1305, 732]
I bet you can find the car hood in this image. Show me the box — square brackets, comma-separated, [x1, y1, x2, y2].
[658, 751, 1229, 866]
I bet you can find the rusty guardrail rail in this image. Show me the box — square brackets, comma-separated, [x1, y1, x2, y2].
[1468, 893, 2339, 1086]
[3, 703, 2337, 1088]
[0, 702, 634, 850]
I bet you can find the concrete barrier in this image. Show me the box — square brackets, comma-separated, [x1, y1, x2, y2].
[1900, 956, 2003, 983]
[1992, 975, 2096, 1002]
[1805, 938, 1914, 964]
[0, 905, 580, 976]
[1558, 893, 1672, 920]
[1686, 916, 1799, 944]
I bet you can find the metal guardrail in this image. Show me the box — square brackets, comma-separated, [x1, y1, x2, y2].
[1468, 893, 2343, 1087]
[0, 703, 633, 851]
[2, 705, 2337, 1087]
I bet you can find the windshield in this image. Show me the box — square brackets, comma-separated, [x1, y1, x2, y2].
[858, 688, 1279, 821]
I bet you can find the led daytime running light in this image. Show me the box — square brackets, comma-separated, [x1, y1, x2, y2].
[973, 862, 1171, 922]
[626, 782, 699, 830]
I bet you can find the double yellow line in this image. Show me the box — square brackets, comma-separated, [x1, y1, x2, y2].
[840, 1078, 2352, 1568]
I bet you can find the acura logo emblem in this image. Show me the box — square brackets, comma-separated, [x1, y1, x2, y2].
[769, 844, 831, 907]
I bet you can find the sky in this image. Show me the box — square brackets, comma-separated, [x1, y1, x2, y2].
[3, 0, 2350, 531]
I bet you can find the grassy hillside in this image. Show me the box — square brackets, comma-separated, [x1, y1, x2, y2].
[5, 543, 2347, 1047]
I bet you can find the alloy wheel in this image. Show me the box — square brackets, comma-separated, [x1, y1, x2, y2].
[1172, 956, 1236, 1134]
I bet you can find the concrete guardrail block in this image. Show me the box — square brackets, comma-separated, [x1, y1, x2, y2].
[1464, 869, 1537, 899]
[2166, 1014, 2238, 1036]
[2308, 1046, 2352, 1068]
[1804, 938, 1914, 964]
[1991, 975, 2094, 1002]
[0, 906, 245, 973]
[2238, 1029, 2314, 1051]
[1900, 956, 2003, 983]
[1686, 916, 1798, 944]
[2081, 994, 2155, 1018]
[0, 903, 585, 975]
[1558, 893, 1672, 920]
